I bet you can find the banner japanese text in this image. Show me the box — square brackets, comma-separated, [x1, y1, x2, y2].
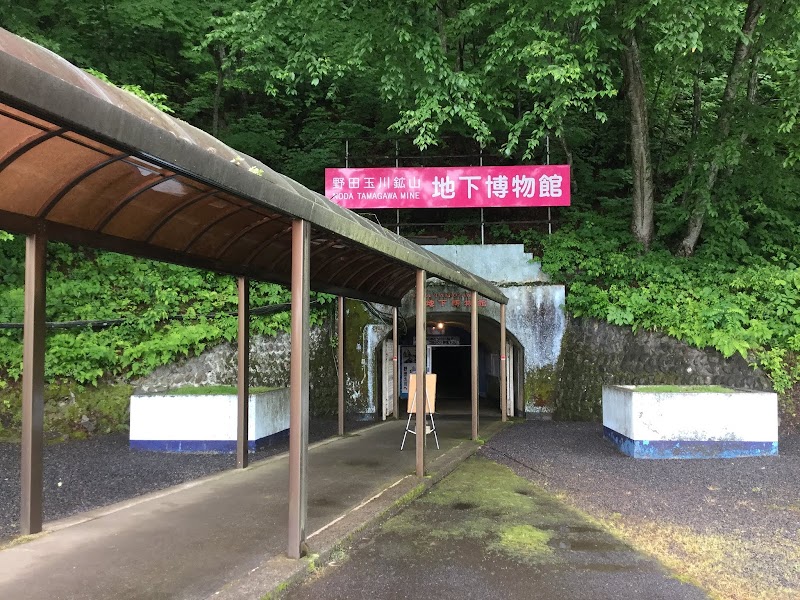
[324, 165, 570, 209]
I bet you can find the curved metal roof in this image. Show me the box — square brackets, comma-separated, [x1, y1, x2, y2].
[0, 28, 506, 306]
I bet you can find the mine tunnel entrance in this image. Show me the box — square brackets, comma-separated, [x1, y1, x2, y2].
[394, 316, 521, 417]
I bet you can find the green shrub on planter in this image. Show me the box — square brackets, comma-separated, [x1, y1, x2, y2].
[0, 382, 132, 441]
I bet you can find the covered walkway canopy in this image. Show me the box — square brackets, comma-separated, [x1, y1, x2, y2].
[0, 29, 504, 306]
[0, 27, 508, 558]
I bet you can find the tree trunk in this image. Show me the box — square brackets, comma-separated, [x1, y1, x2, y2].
[678, 0, 763, 256]
[437, 0, 448, 54]
[680, 65, 703, 206]
[558, 134, 577, 195]
[212, 44, 226, 138]
[653, 92, 679, 182]
[622, 31, 654, 250]
[737, 46, 762, 148]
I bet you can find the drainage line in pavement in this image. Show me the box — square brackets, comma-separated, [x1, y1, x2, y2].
[307, 475, 410, 540]
[480, 444, 553, 481]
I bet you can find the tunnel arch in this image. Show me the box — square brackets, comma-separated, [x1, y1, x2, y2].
[375, 308, 524, 418]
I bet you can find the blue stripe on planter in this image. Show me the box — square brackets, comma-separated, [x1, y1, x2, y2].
[603, 426, 778, 459]
[130, 428, 289, 453]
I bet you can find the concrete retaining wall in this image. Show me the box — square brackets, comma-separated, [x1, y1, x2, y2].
[134, 326, 339, 416]
[130, 388, 290, 452]
[551, 318, 772, 421]
[602, 385, 778, 458]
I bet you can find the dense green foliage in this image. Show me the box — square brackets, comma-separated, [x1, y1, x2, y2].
[520, 199, 799, 420]
[0, 1, 798, 424]
[0, 238, 332, 386]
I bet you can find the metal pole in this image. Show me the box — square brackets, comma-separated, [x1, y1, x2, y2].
[396, 141, 400, 236]
[546, 135, 552, 235]
[546, 134, 550, 165]
[345, 139, 349, 169]
[392, 307, 399, 419]
[471, 291, 479, 441]
[288, 219, 310, 559]
[338, 296, 345, 436]
[480, 147, 484, 245]
[21, 230, 46, 535]
[236, 276, 250, 469]
[415, 270, 426, 477]
[500, 304, 507, 422]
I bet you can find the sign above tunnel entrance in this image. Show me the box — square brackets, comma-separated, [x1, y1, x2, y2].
[324, 165, 570, 209]
[427, 290, 488, 310]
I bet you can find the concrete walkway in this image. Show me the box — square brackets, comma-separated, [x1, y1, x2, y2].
[0, 417, 494, 600]
[284, 454, 710, 600]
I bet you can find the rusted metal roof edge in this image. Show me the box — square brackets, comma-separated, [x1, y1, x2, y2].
[0, 209, 402, 306]
[0, 33, 507, 305]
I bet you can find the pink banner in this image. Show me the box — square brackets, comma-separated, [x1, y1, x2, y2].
[324, 165, 570, 209]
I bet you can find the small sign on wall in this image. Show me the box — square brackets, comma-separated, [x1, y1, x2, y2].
[400, 345, 432, 398]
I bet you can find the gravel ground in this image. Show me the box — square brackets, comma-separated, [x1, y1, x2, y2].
[481, 421, 800, 596]
[0, 418, 372, 542]
[4, 419, 798, 595]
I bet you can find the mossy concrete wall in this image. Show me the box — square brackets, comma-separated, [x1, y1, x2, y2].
[135, 301, 389, 420]
[134, 325, 339, 417]
[551, 318, 773, 421]
[342, 299, 389, 416]
[396, 280, 566, 417]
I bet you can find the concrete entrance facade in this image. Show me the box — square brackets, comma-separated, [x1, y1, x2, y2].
[357, 244, 566, 419]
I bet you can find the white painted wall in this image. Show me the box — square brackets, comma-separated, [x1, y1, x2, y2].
[602, 385, 778, 442]
[130, 389, 290, 442]
[422, 244, 548, 284]
[379, 244, 567, 415]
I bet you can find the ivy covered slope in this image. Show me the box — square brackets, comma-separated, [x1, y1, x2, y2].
[0, 237, 331, 386]
[527, 196, 800, 424]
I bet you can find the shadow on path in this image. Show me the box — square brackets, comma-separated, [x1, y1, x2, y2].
[284, 455, 708, 600]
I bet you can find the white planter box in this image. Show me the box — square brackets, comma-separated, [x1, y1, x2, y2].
[602, 385, 778, 459]
[129, 388, 290, 452]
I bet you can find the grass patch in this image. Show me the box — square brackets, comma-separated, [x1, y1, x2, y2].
[420, 457, 543, 515]
[599, 517, 800, 599]
[327, 546, 348, 565]
[547, 490, 800, 599]
[260, 580, 290, 600]
[394, 483, 426, 509]
[493, 524, 553, 561]
[166, 385, 277, 395]
[382, 457, 593, 565]
[633, 385, 734, 393]
[0, 532, 46, 550]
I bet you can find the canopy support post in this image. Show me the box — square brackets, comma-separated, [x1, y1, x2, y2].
[236, 276, 250, 469]
[21, 230, 46, 535]
[392, 307, 399, 419]
[338, 295, 345, 436]
[500, 303, 507, 422]
[471, 291, 479, 441]
[288, 219, 310, 559]
[415, 270, 426, 477]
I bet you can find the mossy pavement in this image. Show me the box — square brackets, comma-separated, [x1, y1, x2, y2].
[283, 456, 710, 600]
